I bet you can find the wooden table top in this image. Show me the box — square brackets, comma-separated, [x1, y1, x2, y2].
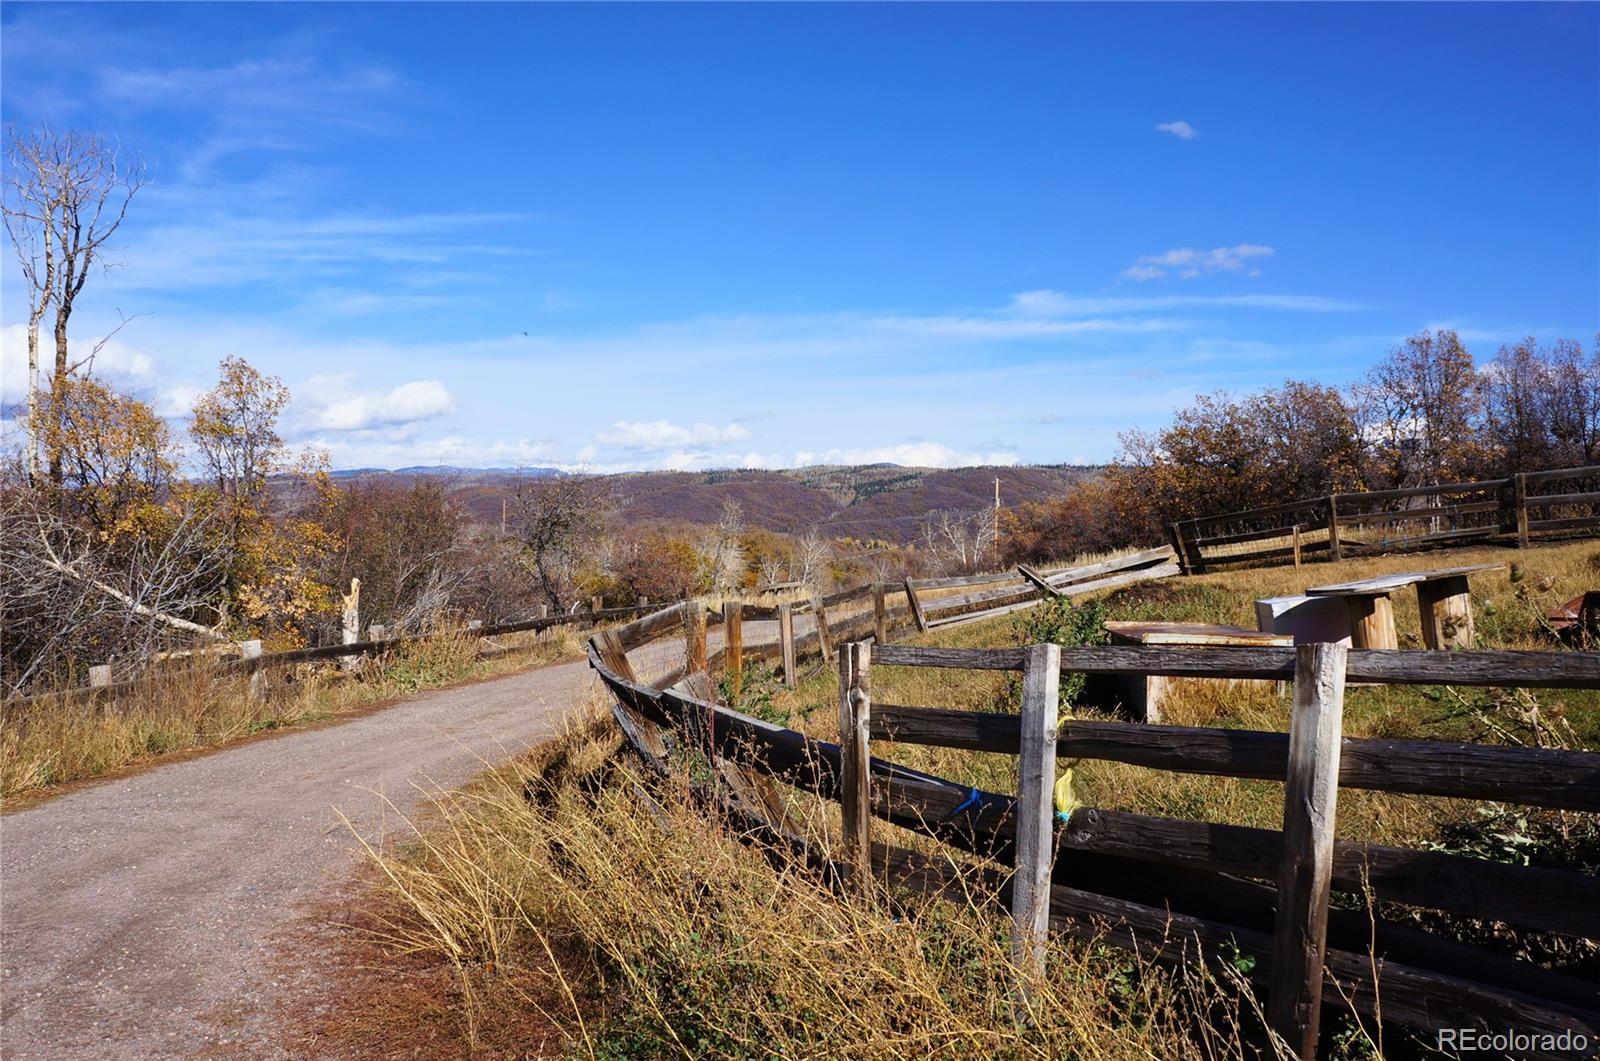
[1306, 564, 1506, 597]
[1104, 621, 1295, 646]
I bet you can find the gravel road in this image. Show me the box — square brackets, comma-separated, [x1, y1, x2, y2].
[0, 636, 700, 1058]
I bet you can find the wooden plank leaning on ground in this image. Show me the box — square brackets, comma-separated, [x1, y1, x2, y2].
[927, 548, 1179, 623]
[925, 560, 1182, 630]
[1039, 546, 1175, 587]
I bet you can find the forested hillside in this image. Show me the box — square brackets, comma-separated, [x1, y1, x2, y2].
[341, 464, 1100, 544]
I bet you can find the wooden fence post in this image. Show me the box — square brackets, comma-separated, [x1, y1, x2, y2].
[88, 664, 112, 688]
[778, 603, 797, 688]
[1292, 525, 1303, 571]
[685, 602, 708, 675]
[368, 624, 387, 641]
[1417, 576, 1474, 650]
[592, 595, 604, 616]
[838, 641, 872, 886]
[904, 578, 929, 633]
[1166, 522, 1190, 575]
[1344, 594, 1398, 650]
[340, 577, 361, 671]
[812, 595, 834, 663]
[1180, 519, 1207, 574]
[240, 639, 263, 701]
[724, 601, 743, 700]
[873, 583, 889, 644]
[1011, 642, 1061, 991]
[1514, 472, 1530, 548]
[1267, 642, 1348, 1059]
[1325, 496, 1343, 561]
[536, 604, 548, 620]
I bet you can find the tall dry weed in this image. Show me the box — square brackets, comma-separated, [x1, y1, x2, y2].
[360, 711, 1269, 1059]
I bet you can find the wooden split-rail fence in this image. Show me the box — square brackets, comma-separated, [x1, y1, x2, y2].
[1171, 463, 1600, 573]
[4, 596, 675, 709]
[590, 596, 1600, 1058]
[604, 548, 1181, 695]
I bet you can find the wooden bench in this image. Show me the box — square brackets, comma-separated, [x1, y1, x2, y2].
[1103, 621, 1294, 723]
[1305, 564, 1505, 650]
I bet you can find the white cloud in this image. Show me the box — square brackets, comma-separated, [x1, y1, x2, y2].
[307, 432, 555, 470]
[1156, 120, 1198, 141]
[867, 314, 1178, 338]
[303, 377, 456, 431]
[1008, 289, 1361, 315]
[792, 443, 1020, 469]
[595, 419, 751, 451]
[1119, 244, 1276, 282]
[157, 382, 206, 417]
[1, 324, 155, 400]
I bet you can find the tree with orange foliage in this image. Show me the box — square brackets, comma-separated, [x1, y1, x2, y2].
[46, 376, 177, 552]
[189, 358, 336, 644]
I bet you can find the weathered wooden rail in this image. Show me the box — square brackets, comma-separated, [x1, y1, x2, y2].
[588, 603, 1600, 1059]
[1172, 463, 1600, 571]
[4, 598, 677, 709]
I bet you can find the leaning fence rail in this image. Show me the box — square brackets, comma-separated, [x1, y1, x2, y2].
[588, 602, 1600, 1059]
[1172, 463, 1600, 572]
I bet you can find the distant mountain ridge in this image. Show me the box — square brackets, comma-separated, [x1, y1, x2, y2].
[328, 463, 1101, 544]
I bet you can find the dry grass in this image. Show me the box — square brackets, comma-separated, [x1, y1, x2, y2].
[0, 623, 588, 803]
[330, 539, 1597, 1057]
[349, 707, 1275, 1060]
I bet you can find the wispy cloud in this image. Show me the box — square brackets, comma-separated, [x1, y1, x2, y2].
[108, 211, 539, 294]
[1119, 244, 1275, 282]
[865, 314, 1181, 338]
[1009, 289, 1363, 315]
[595, 419, 752, 451]
[305, 433, 558, 471]
[793, 442, 1020, 468]
[1155, 120, 1198, 141]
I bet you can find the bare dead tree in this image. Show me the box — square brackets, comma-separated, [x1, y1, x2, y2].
[792, 527, 833, 592]
[707, 497, 745, 594]
[756, 553, 787, 588]
[920, 508, 995, 575]
[509, 473, 613, 612]
[1, 476, 234, 694]
[2, 123, 145, 487]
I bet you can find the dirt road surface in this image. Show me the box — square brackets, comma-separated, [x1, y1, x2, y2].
[0, 622, 772, 1059]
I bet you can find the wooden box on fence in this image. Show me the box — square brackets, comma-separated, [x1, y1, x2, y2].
[1254, 595, 1353, 647]
[1103, 621, 1293, 723]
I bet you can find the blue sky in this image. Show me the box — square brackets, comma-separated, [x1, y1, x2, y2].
[3, 2, 1596, 472]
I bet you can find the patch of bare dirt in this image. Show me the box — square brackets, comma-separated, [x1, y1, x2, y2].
[269, 875, 571, 1060]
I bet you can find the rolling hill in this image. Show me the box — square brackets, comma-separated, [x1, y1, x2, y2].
[330, 464, 1099, 545]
